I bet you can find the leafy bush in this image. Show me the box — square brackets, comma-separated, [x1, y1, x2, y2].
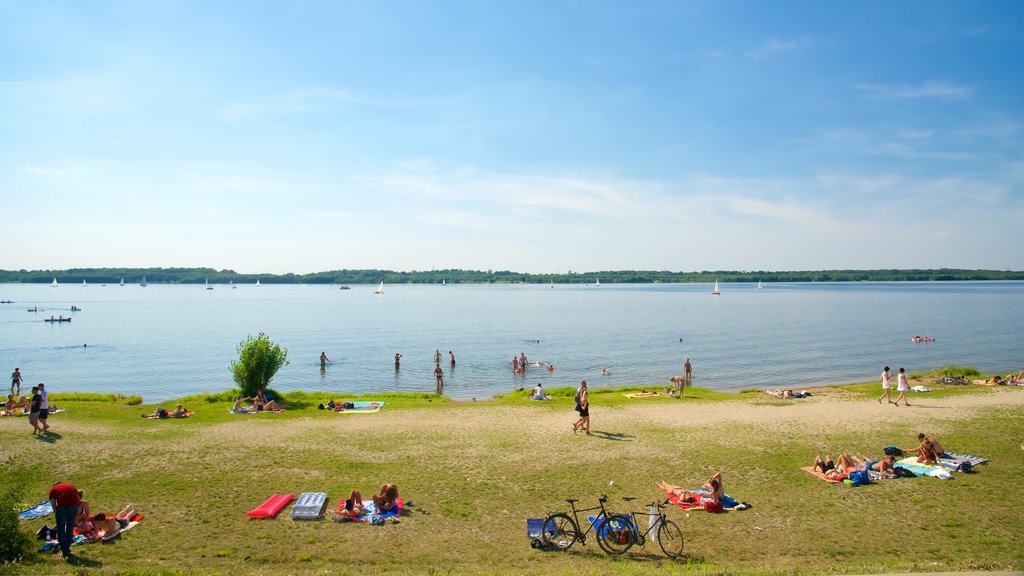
[230, 333, 289, 398]
[938, 365, 982, 378]
[0, 456, 37, 563]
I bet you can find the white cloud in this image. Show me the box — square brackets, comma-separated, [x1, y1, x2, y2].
[854, 81, 972, 100]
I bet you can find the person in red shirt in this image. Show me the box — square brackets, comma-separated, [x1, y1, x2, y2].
[48, 482, 80, 560]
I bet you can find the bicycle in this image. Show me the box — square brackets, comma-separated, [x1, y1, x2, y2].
[541, 495, 629, 553]
[596, 497, 684, 558]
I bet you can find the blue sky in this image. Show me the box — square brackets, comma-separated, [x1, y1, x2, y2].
[2, 0, 1022, 274]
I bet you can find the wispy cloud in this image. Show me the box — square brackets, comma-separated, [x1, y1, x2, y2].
[854, 81, 972, 100]
[745, 37, 819, 59]
[219, 87, 421, 120]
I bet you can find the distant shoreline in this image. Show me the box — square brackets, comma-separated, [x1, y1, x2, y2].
[2, 267, 1023, 285]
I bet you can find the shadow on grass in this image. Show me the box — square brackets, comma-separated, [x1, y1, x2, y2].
[35, 431, 62, 443]
[67, 554, 102, 568]
[590, 430, 634, 442]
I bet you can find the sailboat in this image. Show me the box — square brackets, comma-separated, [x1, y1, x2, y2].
[442, 278, 446, 286]
[595, 278, 601, 287]
[51, 278, 58, 288]
[230, 280, 236, 289]
[140, 275, 148, 287]
[82, 279, 87, 287]
[374, 281, 384, 294]
[119, 278, 125, 287]
[255, 279, 261, 287]
[712, 280, 721, 295]
[205, 278, 213, 290]
[756, 280, 764, 290]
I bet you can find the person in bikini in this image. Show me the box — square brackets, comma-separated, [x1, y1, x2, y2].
[335, 490, 367, 518]
[903, 433, 944, 465]
[812, 454, 860, 480]
[90, 505, 139, 540]
[657, 472, 724, 504]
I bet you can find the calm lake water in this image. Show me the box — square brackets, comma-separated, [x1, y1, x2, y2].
[1, 281, 1021, 403]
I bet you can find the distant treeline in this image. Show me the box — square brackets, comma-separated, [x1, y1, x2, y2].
[1, 267, 1023, 285]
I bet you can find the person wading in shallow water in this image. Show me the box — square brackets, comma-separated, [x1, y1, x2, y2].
[433, 364, 444, 395]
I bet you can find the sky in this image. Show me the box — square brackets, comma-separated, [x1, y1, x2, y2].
[1, 0, 1022, 274]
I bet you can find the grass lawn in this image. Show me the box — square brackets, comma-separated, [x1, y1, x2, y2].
[2, 379, 1022, 575]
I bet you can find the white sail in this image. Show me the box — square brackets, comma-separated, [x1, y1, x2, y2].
[757, 280, 763, 290]
[119, 278, 125, 286]
[712, 280, 721, 295]
[595, 278, 600, 287]
[140, 275, 147, 287]
[51, 278, 58, 288]
[374, 281, 385, 294]
[256, 279, 261, 287]
[205, 278, 213, 290]
[82, 279, 87, 287]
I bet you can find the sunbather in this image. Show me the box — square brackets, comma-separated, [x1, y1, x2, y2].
[170, 403, 189, 417]
[856, 455, 897, 478]
[812, 454, 859, 480]
[75, 490, 91, 524]
[903, 433, 944, 465]
[372, 484, 399, 512]
[232, 396, 255, 413]
[657, 472, 724, 504]
[337, 490, 367, 517]
[91, 505, 139, 540]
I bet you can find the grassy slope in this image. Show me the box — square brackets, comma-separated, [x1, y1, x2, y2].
[2, 383, 1022, 576]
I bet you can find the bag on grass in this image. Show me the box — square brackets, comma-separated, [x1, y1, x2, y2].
[893, 466, 915, 478]
[848, 469, 872, 485]
[883, 446, 903, 457]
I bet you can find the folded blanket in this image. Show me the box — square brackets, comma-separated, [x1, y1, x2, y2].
[18, 501, 53, 520]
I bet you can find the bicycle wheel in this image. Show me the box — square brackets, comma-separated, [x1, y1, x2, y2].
[657, 519, 684, 558]
[595, 515, 635, 555]
[541, 513, 578, 550]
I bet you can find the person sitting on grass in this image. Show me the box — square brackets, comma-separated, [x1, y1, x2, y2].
[527, 383, 548, 400]
[75, 490, 91, 525]
[170, 403, 189, 417]
[903, 433, 944, 465]
[232, 396, 256, 413]
[372, 484, 399, 512]
[91, 505, 139, 540]
[657, 472, 724, 504]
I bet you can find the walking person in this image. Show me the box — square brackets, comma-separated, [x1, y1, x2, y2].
[28, 385, 42, 435]
[37, 382, 50, 433]
[572, 380, 591, 435]
[893, 367, 910, 406]
[434, 349, 442, 365]
[11, 367, 22, 395]
[433, 364, 444, 395]
[449, 350, 456, 367]
[878, 366, 893, 404]
[48, 481, 81, 561]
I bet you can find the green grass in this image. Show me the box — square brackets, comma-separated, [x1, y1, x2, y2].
[2, 375, 1022, 576]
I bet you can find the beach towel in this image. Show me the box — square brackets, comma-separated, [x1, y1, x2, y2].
[894, 458, 954, 479]
[623, 391, 660, 398]
[333, 401, 384, 414]
[335, 498, 403, 523]
[940, 452, 987, 469]
[18, 501, 53, 520]
[246, 493, 295, 518]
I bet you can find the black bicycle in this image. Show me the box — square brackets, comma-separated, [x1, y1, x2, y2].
[541, 495, 629, 553]
[596, 497, 684, 558]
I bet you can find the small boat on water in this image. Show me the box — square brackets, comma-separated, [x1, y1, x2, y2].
[205, 278, 213, 290]
[140, 275, 148, 287]
[51, 278, 58, 288]
[757, 280, 764, 290]
[120, 278, 125, 286]
[595, 277, 601, 287]
[82, 279, 87, 287]
[230, 281, 236, 289]
[256, 279, 261, 287]
[712, 280, 721, 295]
[339, 285, 350, 290]
[374, 281, 384, 294]
[45, 317, 71, 323]
[71, 306, 82, 311]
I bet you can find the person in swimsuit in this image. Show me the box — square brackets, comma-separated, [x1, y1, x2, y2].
[335, 490, 367, 517]
[903, 433, 944, 465]
[90, 505, 139, 540]
[433, 364, 444, 395]
[320, 352, 330, 369]
[394, 352, 402, 370]
[812, 454, 860, 480]
[11, 367, 22, 395]
[372, 484, 399, 512]
[572, 380, 590, 435]
[657, 472, 724, 503]
[449, 351, 456, 367]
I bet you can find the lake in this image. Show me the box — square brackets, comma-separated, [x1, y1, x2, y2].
[1, 281, 1021, 403]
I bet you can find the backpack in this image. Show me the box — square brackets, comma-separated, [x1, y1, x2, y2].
[883, 446, 903, 457]
[893, 466, 916, 478]
[848, 469, 872, 485]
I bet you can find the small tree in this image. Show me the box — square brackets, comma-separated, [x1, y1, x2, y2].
[0, 455, 36, 563]
[230, 332, 289, 398]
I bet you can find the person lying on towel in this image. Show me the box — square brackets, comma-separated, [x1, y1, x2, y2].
[337, 490, 368, 517]
[657, 472, 724, 504]
[812, 454, 896, 479]
[86, 505, 139, 540]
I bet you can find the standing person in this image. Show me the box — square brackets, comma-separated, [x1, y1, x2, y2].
[684, 357, 692, 386]
[37, 382, 50, 433]
[320, 352, 330, 369]
[434, 350, 442, 365]
[394, 352, 402, 370]
[48, 482, 80, 560]
[11, 367, 22, 395]
[520, 352, 528, 368]
[28, 385, 41, 435]
[512, 356, 519, 373]
[572, 380, 591, 435]
[878, 366, 893, 404]
[449, 351, 456, 367]
[894, 367, 910, 406]
[433, 364, 444, 395]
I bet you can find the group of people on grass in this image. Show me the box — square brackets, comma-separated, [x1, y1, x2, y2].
[142, 403, 190, 419]
[811, 432, 945, 481]
[232, 390, 285, 413]
[46, 482, 140, 561]
[333, 484, 400, 521]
